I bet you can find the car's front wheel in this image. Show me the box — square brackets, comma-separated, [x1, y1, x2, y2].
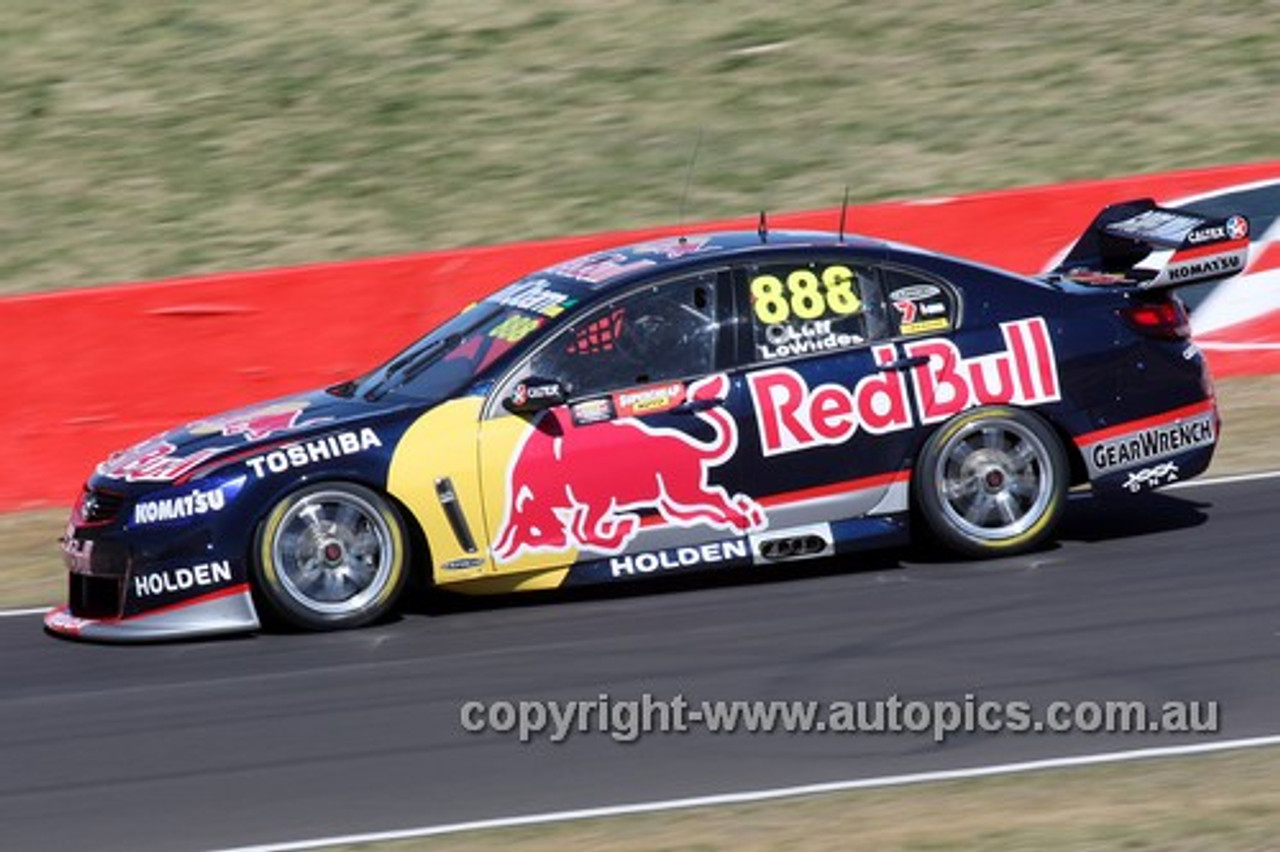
[253, 482, 408, 630]
[914, 406, 1068, 557]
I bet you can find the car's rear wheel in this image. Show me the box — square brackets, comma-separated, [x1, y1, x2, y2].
[253, 482, 408, 630]
[914, 406, 1067, 557]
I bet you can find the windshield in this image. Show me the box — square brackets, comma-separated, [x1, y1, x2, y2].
[348, 302, 551, 402]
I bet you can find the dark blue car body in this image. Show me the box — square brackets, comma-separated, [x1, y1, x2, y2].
[48, 201, 1245, 641]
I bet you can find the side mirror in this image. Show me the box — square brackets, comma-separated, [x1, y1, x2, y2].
[502, 377, 567, 414]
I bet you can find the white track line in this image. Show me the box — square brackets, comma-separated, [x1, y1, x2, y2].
[0, 606, 50, 618]
[209, 734, 1280, 852]
[1198, 341, 1280, 351]
[3, 469, 1278, 621]
[1166, 468, 1280, 490]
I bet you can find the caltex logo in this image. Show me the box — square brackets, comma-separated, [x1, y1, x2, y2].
[1226, 215, 1249, 240]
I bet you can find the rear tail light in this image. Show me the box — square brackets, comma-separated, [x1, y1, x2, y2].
[1120, 297, 1190, 341]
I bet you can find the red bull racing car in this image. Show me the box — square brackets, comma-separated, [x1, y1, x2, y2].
[47, 199, 1248, 641]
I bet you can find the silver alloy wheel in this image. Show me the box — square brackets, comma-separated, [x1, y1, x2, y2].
[931, 416, 1056, 542]
[269, 487, 396, 616]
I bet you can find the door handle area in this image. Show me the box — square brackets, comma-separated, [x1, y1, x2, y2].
[877, 355, 930, 373]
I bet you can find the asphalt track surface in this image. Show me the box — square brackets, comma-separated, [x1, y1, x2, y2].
[3, 476, 1279, 852]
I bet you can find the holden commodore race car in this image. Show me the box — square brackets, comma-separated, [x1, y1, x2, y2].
[46, 199, 1249, 641]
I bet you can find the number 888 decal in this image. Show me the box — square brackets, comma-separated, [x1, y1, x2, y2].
[748, 264, 869, 362]
[749, 265, 862, 325]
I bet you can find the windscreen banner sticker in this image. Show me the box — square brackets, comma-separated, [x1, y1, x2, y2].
[492, 279, 577, 317]
[549, 254, 656, 285]
[749, 317, 1060, 456]
[749, 265, 866, 361]
[489, 314, 544, 343]
[612, 381, 686, 418]
[630, 236, 714, 259]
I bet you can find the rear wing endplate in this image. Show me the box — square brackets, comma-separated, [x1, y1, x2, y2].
[1048, 198, 1250, 289]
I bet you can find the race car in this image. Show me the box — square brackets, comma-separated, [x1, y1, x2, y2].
[46, 199, 1248, 641]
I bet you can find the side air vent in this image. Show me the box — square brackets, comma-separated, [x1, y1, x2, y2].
[757, 534, 829, 561]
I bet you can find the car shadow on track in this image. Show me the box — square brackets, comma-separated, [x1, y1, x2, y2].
[1057, 488, 1211, 543]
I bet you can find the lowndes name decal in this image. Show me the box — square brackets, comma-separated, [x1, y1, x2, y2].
[750, 317, 1059, 457]
[245, 428, 382, 479]
[757, 319, 863, 361]
[1084, 413, 1215, 477]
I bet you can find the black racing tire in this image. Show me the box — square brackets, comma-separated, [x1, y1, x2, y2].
[913, 406, 1068, 557]
[252, 481, 409, 631]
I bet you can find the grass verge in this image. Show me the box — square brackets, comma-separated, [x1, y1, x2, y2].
[312, 746, 1280, 852]
[1, 1, 1278, 295]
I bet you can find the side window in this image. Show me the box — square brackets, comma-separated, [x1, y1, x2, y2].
[882, 266, 958, 337]
[740, 259, 877, 364]
[519, 271, 723, 399]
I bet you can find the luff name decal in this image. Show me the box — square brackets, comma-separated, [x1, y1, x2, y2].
[750, 317, 1060, 457]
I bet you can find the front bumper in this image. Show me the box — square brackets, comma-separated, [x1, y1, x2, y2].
[44, 586, 259, 642]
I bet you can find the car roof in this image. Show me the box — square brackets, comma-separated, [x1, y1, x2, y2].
[497, 230, 894, 304]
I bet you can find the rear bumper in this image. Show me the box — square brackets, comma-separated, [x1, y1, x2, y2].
[1074, 398, 1218, 493]
[44, 586, 259, 643]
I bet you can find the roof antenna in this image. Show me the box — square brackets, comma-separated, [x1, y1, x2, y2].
[677, 129, 704, 245]
[837, 185, 851, 243]
[758, 210, 769, 243]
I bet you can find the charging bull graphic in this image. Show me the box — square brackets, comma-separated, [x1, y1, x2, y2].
[494, 374, 765, 561]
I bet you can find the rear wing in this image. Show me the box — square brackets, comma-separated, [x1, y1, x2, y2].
[1048, 199, 1250, 289]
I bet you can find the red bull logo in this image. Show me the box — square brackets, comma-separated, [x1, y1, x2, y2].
[189, 400, 328, 442]
[750, 317, 1060, 455]
[97, 438, 221, 483]
[494, 374, 765, 561]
